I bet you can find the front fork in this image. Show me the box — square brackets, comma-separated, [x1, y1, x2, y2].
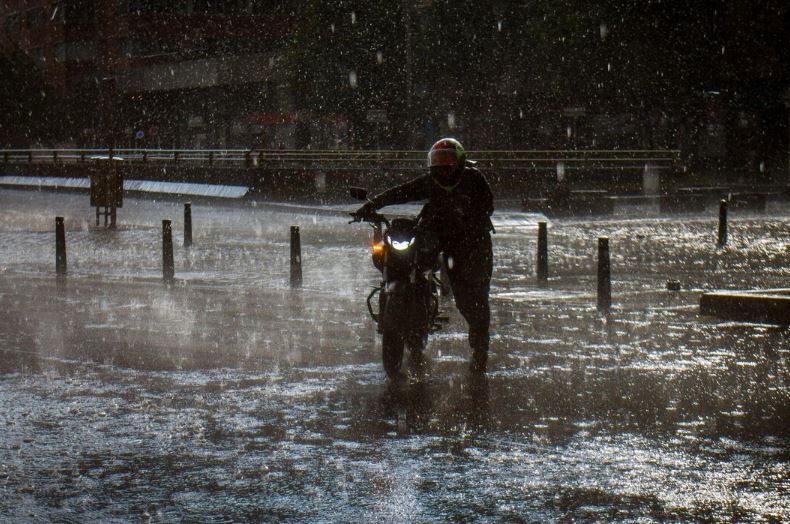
[367, 276, 439, 335]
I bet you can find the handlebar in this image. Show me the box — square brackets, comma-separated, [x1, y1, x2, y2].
[348, 210, 389, 227]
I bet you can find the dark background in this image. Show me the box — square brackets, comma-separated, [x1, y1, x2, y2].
[1, 1, 789, 176]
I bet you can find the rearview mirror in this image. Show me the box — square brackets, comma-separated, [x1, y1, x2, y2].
[349, 187, 368, 201]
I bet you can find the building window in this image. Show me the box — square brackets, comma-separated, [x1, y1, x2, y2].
[55, 41, 97, 63]
[63, 0, 96, 24]
[31, 48, 46, 66]
[128, 1, 185, 14]
[55, 43, 66, 63]
[5, 13, 20, 33]
[51, 3, 65, 24]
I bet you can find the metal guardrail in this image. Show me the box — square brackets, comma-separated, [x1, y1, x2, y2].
[0, 148, 681, 172]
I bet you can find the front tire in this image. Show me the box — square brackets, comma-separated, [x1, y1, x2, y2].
[381, 292, 407, 378]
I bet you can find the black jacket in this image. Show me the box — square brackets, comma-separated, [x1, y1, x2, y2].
[370, 165, 494, 245]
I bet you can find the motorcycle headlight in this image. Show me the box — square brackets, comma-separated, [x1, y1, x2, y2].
[388, 236, 415, 251]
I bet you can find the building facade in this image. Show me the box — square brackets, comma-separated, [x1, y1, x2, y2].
[1, 0, 788, 180]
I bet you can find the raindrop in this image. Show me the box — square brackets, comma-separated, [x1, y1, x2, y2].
[600, 22, 608, 40]
[566, 125, 572, 138]
[497, 20, 502, 32]
[721, 46, 725, 55]
[519, 108, 523, 119]
[376, 50, 383, 64]
[330, 23, 335, 33]
[348, 70, 357, 88]
[760, 161, 765, 173]
[350, 11, 356, 24]
[447, 112, 456, 129]
[607, 62, 612, 72]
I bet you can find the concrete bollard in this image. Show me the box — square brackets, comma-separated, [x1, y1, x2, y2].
[55, 216, 67, 276]
[717, 199, 728, 246]
[597, 237, 611, 311]
[162, 219, 174, 283]
[537, 221, 548, 284]
[184, 202, 193, 247]
[290, 225, 302, 288]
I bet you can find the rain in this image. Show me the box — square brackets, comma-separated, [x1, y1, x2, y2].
[1, 1, 790, 522]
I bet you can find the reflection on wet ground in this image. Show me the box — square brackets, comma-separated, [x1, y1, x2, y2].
[1, 189, 789, 521]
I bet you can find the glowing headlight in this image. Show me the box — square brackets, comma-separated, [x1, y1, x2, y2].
[389, 237, 415, 251]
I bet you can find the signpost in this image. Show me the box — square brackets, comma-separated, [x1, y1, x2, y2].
[89, 157, 123, 228]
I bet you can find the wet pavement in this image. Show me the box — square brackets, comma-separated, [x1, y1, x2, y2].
[1, 188, 789, 522]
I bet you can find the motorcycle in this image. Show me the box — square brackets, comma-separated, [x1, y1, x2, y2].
[349, 187, 447, 378]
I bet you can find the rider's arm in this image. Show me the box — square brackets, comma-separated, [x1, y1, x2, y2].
[470, 168, 495, 233]
[369, 175, 431, 209]
[476, 170, 494, 217]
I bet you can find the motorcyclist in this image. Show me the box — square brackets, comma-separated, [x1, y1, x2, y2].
[353, 138, 494, 373]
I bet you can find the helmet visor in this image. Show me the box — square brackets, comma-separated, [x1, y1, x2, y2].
[428, 148, 458, 167]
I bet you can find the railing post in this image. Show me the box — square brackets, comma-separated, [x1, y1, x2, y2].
[597, 236, 611, 311]
[537, 221, 548, 284]
[173, 151, 179, 164]
[52, 150, 58, 163]
[184, 202, 192, 247]
[208, 152, 214, 165]
[163, 219, 174, 283]
[55, 217, 67, 276]
[290, 225, 302, 288]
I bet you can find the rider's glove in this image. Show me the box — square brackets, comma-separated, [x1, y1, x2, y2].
[352, 202, 376, 221]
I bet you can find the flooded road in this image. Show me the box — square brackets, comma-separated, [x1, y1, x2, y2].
[1, 188, 789, 521]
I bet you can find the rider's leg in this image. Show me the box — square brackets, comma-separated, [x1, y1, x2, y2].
[447, 236, 493, 372]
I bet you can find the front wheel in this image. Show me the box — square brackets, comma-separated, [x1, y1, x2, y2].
[381, 292, 408, 378]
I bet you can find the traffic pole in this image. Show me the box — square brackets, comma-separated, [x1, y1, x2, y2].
[290, 225, 302, 288]
[597, 236, 611, 311]
[55, 216, 67, 276]
[163, 219, 174, 283]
